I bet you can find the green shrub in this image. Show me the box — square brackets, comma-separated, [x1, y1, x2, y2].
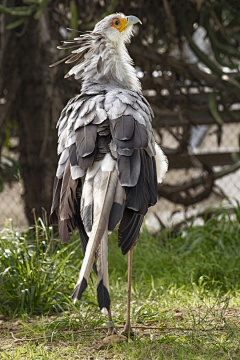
[1, 206, 240, 318]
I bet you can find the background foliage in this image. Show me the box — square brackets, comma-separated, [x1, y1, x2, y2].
[1, 0, 240, 223]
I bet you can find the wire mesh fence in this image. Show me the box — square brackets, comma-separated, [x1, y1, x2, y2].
[0, 182, 27, 228]
[1, 121, 240, 229]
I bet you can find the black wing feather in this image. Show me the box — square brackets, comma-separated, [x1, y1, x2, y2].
[118, 209, 144, 254]
[110, 115, 158, 254]
[69, 144, 78, 166]
[50, 176, 62, 223]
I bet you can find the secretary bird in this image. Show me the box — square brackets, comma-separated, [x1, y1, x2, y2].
[50, 13, 168, 337]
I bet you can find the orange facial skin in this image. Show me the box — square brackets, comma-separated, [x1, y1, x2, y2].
[111, 18, 128, 32]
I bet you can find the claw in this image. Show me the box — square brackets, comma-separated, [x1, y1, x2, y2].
[106, 320, 117, 336]
[107, 327, 117, 336]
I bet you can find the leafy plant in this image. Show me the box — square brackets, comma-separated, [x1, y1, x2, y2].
[1, 206, 240, 318]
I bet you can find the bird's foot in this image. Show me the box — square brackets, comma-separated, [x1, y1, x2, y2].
[102, 321, 127, 346]
[106, 320, 117, 336]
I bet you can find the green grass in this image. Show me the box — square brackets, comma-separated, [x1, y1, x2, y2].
[0, 207, 240, 359]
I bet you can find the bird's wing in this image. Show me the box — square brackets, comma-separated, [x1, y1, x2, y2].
[52, 88, 157, 222]
[105, 89, 159, 254]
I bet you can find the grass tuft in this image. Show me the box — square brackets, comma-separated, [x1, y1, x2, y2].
[0, 220, 81, 317]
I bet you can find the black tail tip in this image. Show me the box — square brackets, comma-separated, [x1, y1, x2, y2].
[97, 280, 110, 310]
[72, 277, 87, 301]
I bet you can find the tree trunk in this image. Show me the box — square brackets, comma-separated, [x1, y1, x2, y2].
[1, 3, 78, 223]
[0, 0, 21, 152]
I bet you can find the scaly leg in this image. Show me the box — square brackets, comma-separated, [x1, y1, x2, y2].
[106, 308, 117, 335]
[122, 246, 134, 336]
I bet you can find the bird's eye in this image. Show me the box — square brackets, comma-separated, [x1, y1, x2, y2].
[114, 20, 120, 26]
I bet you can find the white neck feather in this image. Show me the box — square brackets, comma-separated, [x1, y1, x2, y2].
[69, 37, 142, 93]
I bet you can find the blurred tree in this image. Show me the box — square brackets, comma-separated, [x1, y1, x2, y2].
[0, 0, 240, 223]
[0, 0, 76, 222]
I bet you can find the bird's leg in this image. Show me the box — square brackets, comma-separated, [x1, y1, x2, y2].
[122, 246, 134, 336]
[106, 308, 117, 335]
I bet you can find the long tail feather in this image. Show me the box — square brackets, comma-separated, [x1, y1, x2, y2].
[97, 227, 110, 310]
[72, 155, 118, 302]
[75, 194, 97, 275]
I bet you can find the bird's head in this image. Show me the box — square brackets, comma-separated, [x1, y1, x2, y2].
[93, 13, 142, 44]
[50, 13, 142, 91]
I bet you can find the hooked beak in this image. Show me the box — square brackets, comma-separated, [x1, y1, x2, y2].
[126, 15, 142, 26]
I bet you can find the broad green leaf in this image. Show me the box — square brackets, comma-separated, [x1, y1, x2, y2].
[208, 93, 224, 125]
[6, 18, 25, 30]
[34, 8, 43, 20]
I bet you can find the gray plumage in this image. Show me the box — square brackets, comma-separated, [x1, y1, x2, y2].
[50, 13, 168, 309]
[112, 115, 135, 140]
[117, 150, 141, 187]
[58, 160, 78, 242]
[76, 124, 97, 159]
[81, 176, 94, 233]
[108, 180, 125, 231]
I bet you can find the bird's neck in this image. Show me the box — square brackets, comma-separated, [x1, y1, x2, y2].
[81, 40, 142, 93]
